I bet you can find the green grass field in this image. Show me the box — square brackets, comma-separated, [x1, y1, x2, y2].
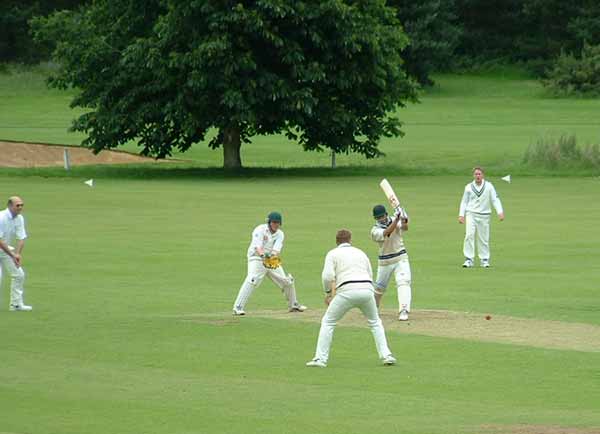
[1, 64, 600, 434]
[2, 64, 600, 174]
[0, 175, 599, 434]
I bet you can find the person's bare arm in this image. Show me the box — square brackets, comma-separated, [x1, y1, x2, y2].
[383, 214, 401, 237]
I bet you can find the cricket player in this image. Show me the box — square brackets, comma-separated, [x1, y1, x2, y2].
[0, 196, 32, 311]
[371, 204, 412, 321]
[458, 167, 505, 268]
[232, 211, 306, 315]
[306, 229, 396, 368]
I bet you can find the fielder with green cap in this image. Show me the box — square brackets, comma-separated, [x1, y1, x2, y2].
[232, 211, 307, 315]
[370, 204, 412, 321]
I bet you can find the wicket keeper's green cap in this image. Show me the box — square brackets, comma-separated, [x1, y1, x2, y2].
[372, 205, 387, 218]
[267, 211, 282, 224]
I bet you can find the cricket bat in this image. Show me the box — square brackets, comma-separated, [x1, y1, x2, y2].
[379, 178, 402, 211]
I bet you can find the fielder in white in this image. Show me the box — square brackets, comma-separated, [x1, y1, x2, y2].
[306, 229, 396, 368]
[371, 204, 412, 321]
[0, 196, 32, 311]
[458, 167, 505, 268]
[232, 211, 306, 315]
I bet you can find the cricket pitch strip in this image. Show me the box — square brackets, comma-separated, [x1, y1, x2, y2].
[182, 308, 600, 353]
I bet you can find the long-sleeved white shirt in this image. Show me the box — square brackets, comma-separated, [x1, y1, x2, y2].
[371, 214, 408, 266]
[459, 180, 503, 216]
[321, 243, 373, 293]
[246, 223, 284, 260]
[0, 208, 27, 256]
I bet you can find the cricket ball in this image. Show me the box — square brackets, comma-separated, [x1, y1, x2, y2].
[485, 315, 492, 320]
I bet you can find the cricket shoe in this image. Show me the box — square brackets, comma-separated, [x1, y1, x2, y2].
[10, 304, 32, 312]
[481, 260, 490, 268]
[382, 355, 397, 366]
[462, 258, 474, 268]
[398, 309, 409, 321]
[306, 358, 327, 368]
[232, 307, 246, 316]
[289, 303, 307, 312]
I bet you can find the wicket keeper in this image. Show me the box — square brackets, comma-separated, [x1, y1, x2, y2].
[232, 211, 306, 315]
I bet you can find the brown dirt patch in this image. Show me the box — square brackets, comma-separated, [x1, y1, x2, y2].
[182, 308, 600, 353]
[0, 140, 168, 167]
[482, 424, 600, 434]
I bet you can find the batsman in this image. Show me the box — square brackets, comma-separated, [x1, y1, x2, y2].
[232, 211, 307, 316]
[371, 204, 412, 321]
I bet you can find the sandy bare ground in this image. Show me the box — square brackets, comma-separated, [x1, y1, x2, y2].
[0, 140, 166, 167]
[482, 424, 600, 434]
[180, 308, 600, 353]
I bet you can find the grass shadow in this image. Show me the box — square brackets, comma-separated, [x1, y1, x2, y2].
[0, 162, 454, 180]
[3, 162, 599, 180]
[15, 160, 600, 179]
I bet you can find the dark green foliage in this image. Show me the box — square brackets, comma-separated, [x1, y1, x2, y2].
[32, 0, 418, 168]
[517, 0, 578, 61]
[0, 2, 38, 62]
[543, 44, 600, 96]
[454, 0, 600, 74]
[568, 2, 600, 45]
[386, 0, 461, 86]
[0, 0, 86, 63]
[454, 0, 522, 62]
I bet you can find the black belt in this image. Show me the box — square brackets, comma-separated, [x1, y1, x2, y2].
[378, 249, 407, 260]
[337, 280, 373, 289]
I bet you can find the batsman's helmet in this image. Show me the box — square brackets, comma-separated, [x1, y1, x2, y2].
[267, 211, 282, 224]
[372, 205, 387, 218]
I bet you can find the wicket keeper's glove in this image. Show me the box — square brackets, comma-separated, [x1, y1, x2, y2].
[263, 255, 282, 269]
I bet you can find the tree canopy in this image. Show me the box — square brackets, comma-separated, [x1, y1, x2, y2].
[33, 0, 418, 169]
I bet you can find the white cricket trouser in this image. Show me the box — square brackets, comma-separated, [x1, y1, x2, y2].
[0, 253, 26, 307]
[375, 257, 412, 312]
[233, 259, 298, 310]
[463, 212, 491, 261]
[312, 287, 392, 363]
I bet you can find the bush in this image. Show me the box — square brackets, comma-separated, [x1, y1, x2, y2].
[542, 44, 600, 96]
[581, 143, 600, 168]
[523, 134, 600, 169]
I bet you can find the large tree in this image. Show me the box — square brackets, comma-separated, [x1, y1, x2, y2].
[33, 0, 417, 169]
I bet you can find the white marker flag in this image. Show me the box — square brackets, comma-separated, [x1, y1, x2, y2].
[84, 179, 94, 187]
[501, 175, 511, 183]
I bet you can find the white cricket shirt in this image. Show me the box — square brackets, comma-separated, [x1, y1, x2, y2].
[247, 223, 284, 260]
[459, 180, 503, 216]
[371, 216, 408, 266]
[0, 208, 27, 256]
[322, 243, 373, 293]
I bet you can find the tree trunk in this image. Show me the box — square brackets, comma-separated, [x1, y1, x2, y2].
[222, 125, 242, 169]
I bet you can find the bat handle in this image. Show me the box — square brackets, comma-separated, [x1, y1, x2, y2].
[394, 206, 407, 220]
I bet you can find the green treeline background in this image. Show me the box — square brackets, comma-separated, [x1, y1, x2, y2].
[3, 0, 600, 84]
